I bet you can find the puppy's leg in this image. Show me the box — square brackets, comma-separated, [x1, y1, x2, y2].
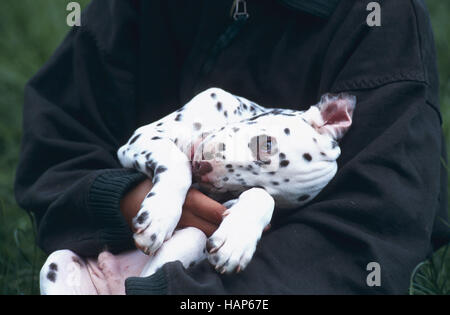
[40, 250, 97, 295]
[121, 136, 192, 255]
[140, 227, 207, 277]
[207, 188, 274, 274]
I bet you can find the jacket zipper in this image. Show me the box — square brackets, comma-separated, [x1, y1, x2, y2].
[200, 0, 250, 77]
[231, 0, 250, 20]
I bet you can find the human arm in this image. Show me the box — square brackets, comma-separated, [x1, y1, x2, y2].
[120, 178, 226, 238]
[13, 0, 178, 257]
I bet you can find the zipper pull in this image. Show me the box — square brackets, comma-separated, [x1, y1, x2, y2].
[231, 0, 249, 21]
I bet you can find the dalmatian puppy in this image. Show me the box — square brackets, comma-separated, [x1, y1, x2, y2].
[118, 87, 356, 275]
[39, 88, 355, 295]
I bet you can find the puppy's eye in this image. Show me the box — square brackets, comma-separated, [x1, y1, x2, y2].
[249, 134, 278, 162]
[264, 137, 272, 153]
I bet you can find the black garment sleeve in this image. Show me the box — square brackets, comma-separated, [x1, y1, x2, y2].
[14, 0, 147, 256]
[126, 0, 449, 294]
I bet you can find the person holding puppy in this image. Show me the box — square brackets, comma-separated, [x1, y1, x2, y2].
[15, 0, 449, 294]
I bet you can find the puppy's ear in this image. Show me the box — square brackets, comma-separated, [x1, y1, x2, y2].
[303, 93, 356, 140]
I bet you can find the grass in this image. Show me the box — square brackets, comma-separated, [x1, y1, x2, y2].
[0, 0, 90, 295]
[0, 0, 449, 295]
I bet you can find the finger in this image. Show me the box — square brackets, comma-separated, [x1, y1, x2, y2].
[178, 209, 219, 237]
[183, 188, 227, 225]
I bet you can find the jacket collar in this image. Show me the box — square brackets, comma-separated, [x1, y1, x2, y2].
[279, 0, 340, 18]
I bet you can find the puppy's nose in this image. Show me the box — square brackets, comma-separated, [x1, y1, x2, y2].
[193, 161, 213, 176]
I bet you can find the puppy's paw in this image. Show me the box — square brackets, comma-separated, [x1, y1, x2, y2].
[206, 208, 262, 274]
[132, 197, 181, 255]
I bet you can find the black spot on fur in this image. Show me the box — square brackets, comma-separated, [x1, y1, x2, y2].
[157, 122, 163, 127]
[247, 165, 253, 170]
[49, 263, 58, 271]
[332, 140, 338, 149]
[272, 181, 280, 186]
[174, 138, 178, 145]
[271, 109, 282, 115]
[253, 160, 264, 166]
[269, 171, 276, 175]
[224, 110, 228, 118]
[298, 194, 310, 202]
[218, 143, 226, 151]
[252, 172, 259, 175]
[175, 114, 182, 121]
[47, 271, 57, 282]
[151, 136, 162, 140]
[226, 164, 233, 168]
[284, 128, 290, 135]
[151, 234, 156, 241]
[284, 178, 290, 182]
[154, 165, 168, 176]
[313, 137, 317, 143]
[320, 152, 326, 156]
[146, 192, 155, 199]
[236, 173, 241, 177]
[136, 211, 149, 224]
[243, 104, 248, 110]
[228, 169, 234, 173]
[211, 93, 217, 99]
[72, 256, 83, 266]
[280, 160, 290, 167]
[146, 152, 152, 160]
[232, 127, 240, 133]
[223, 177, 229, 182]
[193, 122, 202, 130]
[145, 161, 156, 174]
[153, 176, 160, 184]
[216, 102, 222, 111]
[303, 153, 312, 162]
[129, 134, 141, 145]
[279, 153, 286, 160]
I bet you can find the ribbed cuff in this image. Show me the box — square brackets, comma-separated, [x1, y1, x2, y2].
[125, 269, 168, 295]
[88, 169, 147, 253]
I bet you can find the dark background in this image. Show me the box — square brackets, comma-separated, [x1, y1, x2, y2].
[0, 0, 448, 294]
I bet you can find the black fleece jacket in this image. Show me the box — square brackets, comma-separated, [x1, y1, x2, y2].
[15, 0, 450, 294]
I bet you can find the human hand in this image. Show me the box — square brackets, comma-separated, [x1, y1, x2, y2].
[120, 179, 226, 238]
